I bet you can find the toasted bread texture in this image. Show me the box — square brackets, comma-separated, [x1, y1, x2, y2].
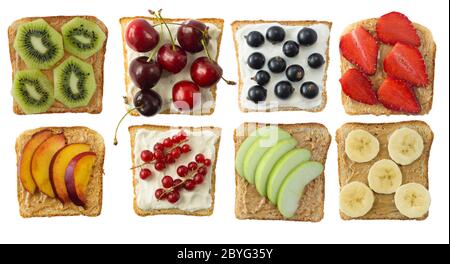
[129, 125, 221, 216]
[231, 20, 332, 113]
[340, 18, 436, 115]
[9, 16, 108, 115]
[120, 18, 224, 116]
[16, 127, 105, 218]
[234, 123, 331, 222]
[336, 121, 433, 220]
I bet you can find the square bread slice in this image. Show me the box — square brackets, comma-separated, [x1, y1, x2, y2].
[232, 20, 332, 113]
[16, 127, 105, 218]
[340, 19, 436, 115]
[336, 121, 434, 220]
[8, 16, 108, 115]
[234, 123, 331, 222]
[129, 125, 221, 216]
[120, 17, 224, 116]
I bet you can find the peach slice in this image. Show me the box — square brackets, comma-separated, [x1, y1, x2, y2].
[50, 144, 91, 203]
[18, 130, 53, 194]
[31, 134, 67, 197]
[65, 152, 97, 207]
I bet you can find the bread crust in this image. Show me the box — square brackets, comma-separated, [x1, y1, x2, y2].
[234, 123, 331, 222]
[336, 121, 433, 220]
[9, 16, 108, 115]
[231, 20, 332, 113]
[129, 125, 221, 216]
[119, 18, 224, 116]
[16, 127, 105, 218]
[340, 18, 436, 115]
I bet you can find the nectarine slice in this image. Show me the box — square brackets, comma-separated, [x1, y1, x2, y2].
[19, 130, 53, 194]
[31, 134, 67, 197]
[50, 144, 90, 203]
[65, 152, 96, 207]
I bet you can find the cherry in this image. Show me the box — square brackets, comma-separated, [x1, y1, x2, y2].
[173, 179, 183, 191]
[161, 176, 174, 188]
[177, 165, 189, 177]
[140, 150, 154, 162]
[188, 162, 198, 171]
[181, 144, 191, 153]
[129, 56, 162, 90]
[195, 154, 206, 163]
[154, 143, 164, 152]
[177, 20, 209, 53]
[171, 147, 182, 159]
[125, 19, 159, 52]
[193, 173, 204, 185]
[155, 162, 166, 171]
[155, 188, 165, 200]
[154, 150, 165, 161]
[139, 169, 152, 180]
[163, 138, 173, 148]
[190, 57, 223, 88]
[167, 190, 180, 204]
[172, 81, 200, 111]
[204, 159, 212, 167]
[157, 44, 187, 74]
[198, 166, 208, 176]
[165, 154, 175, 164]
[184, 180, 196, 191]
[133, 90, 162, 117]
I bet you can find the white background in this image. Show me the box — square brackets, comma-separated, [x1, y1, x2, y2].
[0, 0, 448, 244]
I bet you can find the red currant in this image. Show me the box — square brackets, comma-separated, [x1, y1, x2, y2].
[165, 154, 175, 164]
[198, 166, 208, 176]
[155, 188, 165, 200]
[195, 153, 205, 163]
[193, 173, 204, 184]
[181, 144, 191, 153]
[172, 135, 181, 144]
[167, 190, 180, 204]
[154, 143, 164, 152]
[140, 168, 152, 180]
[177, 165, 189, 177]
[178, 131, 187, 141]
[163, 138, 173, 148]
[188, 161, 198, 171]
[173, 179, 183, 190]
[161, 176, 174, 188]
[140, 150, 154, 162]
[155, 162, 166, 171]
[171, 147, 182, 159]
[204, 159, 212, 167]
[184, 180, 196, 191]
[154, 150, 165, 161]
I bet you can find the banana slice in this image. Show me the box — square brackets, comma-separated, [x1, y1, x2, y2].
[388, 127, 424, 165]
[368, 159, 403, 194]
[395, 183, 431, 219]
[345, 129, 380, 163]
[340, 181, 375, 218]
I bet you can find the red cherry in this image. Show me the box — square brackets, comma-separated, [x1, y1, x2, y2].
[173, 179, 183, 190]
[171, 147, 182, 159]
[172, 81, 200, 111]
[198, 166, 208, 176]
[140, 150, 154, 163]
[204, 159, 212, 167]
[181, 144, 191, 153]
[157, 44, 188, 74]
[193, 173, 204, 184]
[177, 20, 209, 53]
[125, 18, 160, 52]
[155, 188, 166, 200]
[165, 154, 175, 164]
[140, 169, 152, 180]
[184, 180, 196, 191]
[155, 162, 166, 171]
[188, 162, 198, 171]
[154, 143, 164, 152]
[195, 153, 206, 163]
[190, 57, 223, 88]
[129, 57, 162, 90]
[163, 138, 173, 148]
[167, 190, 180, 204]
[154, 150, 165, 161]
[177, 165, 189, 177]
[161, 176, 174, 188]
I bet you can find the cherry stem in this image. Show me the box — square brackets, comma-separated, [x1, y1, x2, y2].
[113, 107, 137, 146]
[151, 10, 176, 51]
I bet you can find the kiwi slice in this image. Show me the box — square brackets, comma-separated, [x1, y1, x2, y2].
[53, 56, 96, 108]
[12, 70, 55, 114]
[14, 19, 64, 69]
[61, 17, 106, 59]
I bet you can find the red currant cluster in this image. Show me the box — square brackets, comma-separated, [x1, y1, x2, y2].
[155, 153, 212, 204]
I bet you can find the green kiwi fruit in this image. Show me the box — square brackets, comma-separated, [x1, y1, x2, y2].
[61, 17, 106, 59]
[12, 70, 55, 114]
[14, 19, 64, 69]
[53, 56, 96, 108]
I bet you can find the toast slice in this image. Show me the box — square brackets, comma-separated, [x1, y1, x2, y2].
[16, 127, 105, 218]
[120, 17, 224, 116]
[231, 20, 332, 113]
[8, 16, 108, 115]
[234, 123, 331, 222]
[129, 125, 221, 216]
[336, 121, 433, 220]
[340, 18, 435, 115]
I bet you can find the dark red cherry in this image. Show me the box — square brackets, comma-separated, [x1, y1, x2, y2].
[133, 89, 162, 117]
[129, 56, 162, 90]
[125, 19, 159, 52]
[157, 43, 188, 74]
[177, 20, 209, 53]
[190, 57, 223, 88]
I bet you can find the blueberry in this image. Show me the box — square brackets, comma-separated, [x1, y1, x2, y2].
[268, 56, 287, 73]
[247, 52, 266, 69]
[246, 31, 265, 47]
[253, 70, 271, 86]
[282, 41, 300, 57]
[274, 81, 294, 100]
[300, 82, 319, 99]
[285, 65, 305, 82]
[308, 53, 325, 68]
[297, 28, 318, 46]
[248, 85, 267, 103]
[266, 26, 285, 44]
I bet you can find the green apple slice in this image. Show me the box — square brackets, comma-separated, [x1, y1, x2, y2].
[267, 148, 311, 204]
[277, 161, 324, 218]
[255, 138, 298, 197]
[243, 128, 291, 184]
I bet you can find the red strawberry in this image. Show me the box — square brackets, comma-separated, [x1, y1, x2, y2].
[340, 26, 379, 75]
[340, 68, 378, 105]
[384, 43, 428, 87]
[377, 78, 421, 114]
[376, 11, 421, 47]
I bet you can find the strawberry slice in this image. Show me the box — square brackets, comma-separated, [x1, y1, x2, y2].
[384, 43, 428, 87]
[340, 26, 379, 75]
[377, 78, 421, 114]
[340, 68, 378, 105]
[376, 11, 421, 47]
